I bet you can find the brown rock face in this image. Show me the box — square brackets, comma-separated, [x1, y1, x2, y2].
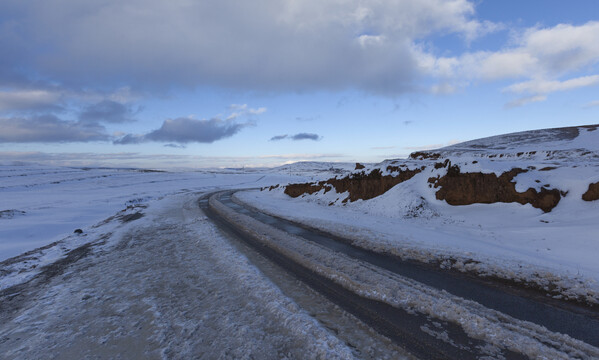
[429, 166, 562, 212]
[409, 151, 441, 160]
[284, 168, 421, 202]
[582, 182, 599, 201]
[284, 183, 326, 198]
[355, 163, 365, 170]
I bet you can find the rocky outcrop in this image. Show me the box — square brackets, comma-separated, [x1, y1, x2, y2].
[429, 165, 563, 212]
[409, 151, 441, 160]
[284, 183, 327, 198]
[582, 182, 599, 201]
[285, 168, 421, 202]
[355, 163, 365, 170]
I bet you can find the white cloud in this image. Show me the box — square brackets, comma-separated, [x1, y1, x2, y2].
[226, 104, 267, 120]
[471, 22, 599, 80]
[504, 95, 547, 109]
[504, 75, 599, 94]
[420, 21, 599, 106]
[430, 83, 457, 95]
[584, 100, 599, 108]
[425, 21, 599, 81]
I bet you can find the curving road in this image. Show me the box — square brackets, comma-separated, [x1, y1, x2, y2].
[205, 190, 599, 359]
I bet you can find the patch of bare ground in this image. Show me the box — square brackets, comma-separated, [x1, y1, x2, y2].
[429, 164, 563, 212]
[409, 151, 441, 160]
[582, 182, 599, 201]
[285, 168, 421, 202]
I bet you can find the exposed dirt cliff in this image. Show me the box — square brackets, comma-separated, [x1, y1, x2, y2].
[582, 182, 599, 201]
[428, 165, 563, 212]
[284, 168, 421, 202]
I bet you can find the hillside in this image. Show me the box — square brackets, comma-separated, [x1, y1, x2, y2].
[283, 124, 599, 211]
[239, 124, 599, 304]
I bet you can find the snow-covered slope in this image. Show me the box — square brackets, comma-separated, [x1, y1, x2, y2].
[270, 161, 357, 177]
[413, 124, 599, 161]
[240, 124, 599, 304]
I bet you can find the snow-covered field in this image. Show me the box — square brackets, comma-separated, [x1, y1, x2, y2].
[0, 164, 295, 291]
[0, 163, 312, 262]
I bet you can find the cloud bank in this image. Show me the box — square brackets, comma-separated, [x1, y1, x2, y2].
[0, 0, 493, 95]
[1, 1, 597, 112]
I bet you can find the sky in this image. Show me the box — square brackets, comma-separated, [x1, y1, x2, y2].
[1, 0, 598, 169]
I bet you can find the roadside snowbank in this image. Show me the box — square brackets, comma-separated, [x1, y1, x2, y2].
[236, 187, 599, 305]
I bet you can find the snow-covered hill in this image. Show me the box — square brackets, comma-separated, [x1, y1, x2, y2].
[412, 124, 599, 161]
[240, 124, 599, 304]
[269, 161, 357, 177]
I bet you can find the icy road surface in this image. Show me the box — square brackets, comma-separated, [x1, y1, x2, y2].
[209, 191, 599, 359]
[1, 193, 382, 359]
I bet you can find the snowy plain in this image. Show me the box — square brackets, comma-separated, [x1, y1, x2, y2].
[0, 162, 354, 291]
[0, 163, 326, 261]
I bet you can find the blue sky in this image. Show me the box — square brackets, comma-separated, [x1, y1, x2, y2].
[1, 0, 598, 168]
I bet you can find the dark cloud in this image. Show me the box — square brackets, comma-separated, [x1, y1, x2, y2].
[0, 89, 63, 112]
[0, 0, 486, 95]
[78, 100, 139, 124]
[113, 134, 144, 145]
[270, 133, 321, 141]
[270, 134, 288, 141]
[115, 117, 249, 145]
[291, 133, 321, 141]
[0, 115, 108, 143]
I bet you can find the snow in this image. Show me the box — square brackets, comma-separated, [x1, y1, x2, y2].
[0, 192, 358, 359]
[235, 125, 599, 304]
[0, 163, 329, 263]
[212, 193, 599, 359]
